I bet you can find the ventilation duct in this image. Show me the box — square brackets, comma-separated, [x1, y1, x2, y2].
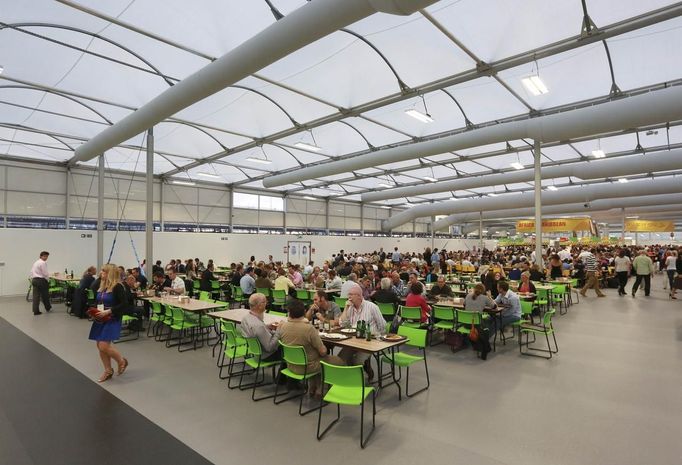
[383, 176, 682, 230]
[69, 0, 438, 164]
[362, 148, 682, 202]
[432, 194, 682, 230]
[264, 85, 682, 188]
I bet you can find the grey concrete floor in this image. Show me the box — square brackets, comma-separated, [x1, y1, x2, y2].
[1, 280, 681, 465]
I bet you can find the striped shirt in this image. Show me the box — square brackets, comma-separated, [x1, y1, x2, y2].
[583, 253, 598, 272]
[339, 300, 387, 335]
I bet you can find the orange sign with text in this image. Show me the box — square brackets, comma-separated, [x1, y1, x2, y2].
[516, 218, 592, 233]
[624, 220, 674, 232]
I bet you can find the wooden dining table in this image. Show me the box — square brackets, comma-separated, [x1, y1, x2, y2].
[207, 309, 409, 398]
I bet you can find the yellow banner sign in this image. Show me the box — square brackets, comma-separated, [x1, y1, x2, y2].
[624, 220, 674, 232]
[516, 218, 593, 233]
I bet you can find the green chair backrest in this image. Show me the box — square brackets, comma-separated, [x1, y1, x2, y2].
[220, 320, 237, 334]
[87, 288, 95, 300]
[334, 297, 347, 308]
[199, 291, 212, 301]
[536, 288, 549, 299]
[455, 309, 482, 326]
[295, 289, 311, 300]
[245, 337, 263, 356]
[542, 308, 556, 327]
[377, 302, 395, 317]
[150, 300, 163, 315]
[321, 361, 365, 389]
[397, 325, 427, 348]
[399, 305, 421, 320]
[280, 342, 308, 367]
[169, 306, 184, 323]
[552, 284, 566, 294]
[272, 289, 286, 302]
[432, 305, 455, 321]
[520, 300, 534, 316]
[210, 280, 220, 290]
[193, 280, 200, 289]
[256, 287, 271, 297]
[232, 285, 244, 299]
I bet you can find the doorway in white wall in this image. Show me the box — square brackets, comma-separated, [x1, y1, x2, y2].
[287, 241, 311, 267]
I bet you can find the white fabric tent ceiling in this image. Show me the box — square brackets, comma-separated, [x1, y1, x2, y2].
[1, 0, 682, 216]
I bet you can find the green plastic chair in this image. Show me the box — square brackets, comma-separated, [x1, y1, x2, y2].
[210, 280, 222, 300]
[165, 305, 200, 352]
[198, 290, 212, 302]
[505, 300, 535, 342]
[272, 289, 287, 310]
[316, 362, 375, 449]
[147, 300, 166, 338]
[534, 287, 549, 311]
[569, 278, 580, 304]
[231, 285, 247, 308]
[519, 309, 558, 359]
[218, 322, 248, 387]
[551, 284, 569, 314]
[398, 305, 423, 328]
[118, 314, 140, 342]
[431, 305, 456, 346]
[295, 288, 313, 304]
[382, 326, 429, 399]
[334, 296, 347, 308]
[86, 288, 95, 303]
[256, 287, 272, 298]
[376, 302, 396, 321]
[274, 342, 321, 415]
[239, 337, 282, 401]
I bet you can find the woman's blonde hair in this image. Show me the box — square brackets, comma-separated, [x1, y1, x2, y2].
[472, 283, 486, 300]
[98, 263, 121, 292]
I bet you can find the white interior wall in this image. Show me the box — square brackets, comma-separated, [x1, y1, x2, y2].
[0, 228, 496, 296]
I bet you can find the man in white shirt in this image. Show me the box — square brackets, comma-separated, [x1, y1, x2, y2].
[325, 270, 343, 291]
[337, 285, 386, 380]
[558, 247, 572, 261]
[165, 269, 186, 295]
[30, 251, 52, 315]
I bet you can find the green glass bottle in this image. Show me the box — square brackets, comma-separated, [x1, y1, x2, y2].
[365, 323, 372, 341]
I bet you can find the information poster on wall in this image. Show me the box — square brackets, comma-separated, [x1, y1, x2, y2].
[287, 241, 311, 267]
[516, 217, 592, 233]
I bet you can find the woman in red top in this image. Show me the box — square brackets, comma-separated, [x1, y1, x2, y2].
[518, 271, 537, 294]
[405, 281, 431, 323]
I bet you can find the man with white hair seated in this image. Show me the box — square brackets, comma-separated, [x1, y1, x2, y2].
[337, 284, 387, 381]
[240, 293, 281, 362]
[340, 272, 358, 298]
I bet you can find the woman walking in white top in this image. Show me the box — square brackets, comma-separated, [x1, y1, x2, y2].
[613, 250, 632, 297]
[665, 251, 678, 299]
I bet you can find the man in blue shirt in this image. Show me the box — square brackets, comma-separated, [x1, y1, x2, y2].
[494, 281, 521, 329]
[391, 247, 401, 264]
[240, 267, 257, 301]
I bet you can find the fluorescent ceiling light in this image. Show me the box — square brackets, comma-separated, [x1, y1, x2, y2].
[196, 172, 221, 179]
[591, 149, 606, 158]
[245, 157, 272, 165]
[521, 75, 549, 96]
[294, 141, 321, 152]
[424, 176, 438, 182]
[302, 196, 316, 201]
[547, 185, 558, 191]
[380, 205, 392, 209]
[378, 183, 394, 188]
[405, 109, 434, 123]
[0, 65, 4, 75]
[510, 162, 524, 170]
[487, 193, 498, 197]
[171, 180, 196, 186]
[618, 178, 629, 183]
[626, 216, 639, 219]
[482, 230, 489, 233]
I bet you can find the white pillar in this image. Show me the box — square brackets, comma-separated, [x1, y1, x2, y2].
[65, 168, 71, 229]
[145, 128, 154, 277]
[479, 211, 483, 252]
[534, 140, 543, 268]
[97, 154, 105, 269]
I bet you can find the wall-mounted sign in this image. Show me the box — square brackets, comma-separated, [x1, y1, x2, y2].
[624, 220, 674, 232]
[516, 218, 592, 233]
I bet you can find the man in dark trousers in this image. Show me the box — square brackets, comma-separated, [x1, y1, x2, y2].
[30, 251, 52, 315]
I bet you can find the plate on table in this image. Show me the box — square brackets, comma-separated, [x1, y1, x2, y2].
[381, 334, 406, 342]
[339, 328, 356, 335]
[320, 333, 350, 340]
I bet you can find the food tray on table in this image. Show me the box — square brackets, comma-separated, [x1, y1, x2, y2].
[320, 332, 351, 341]
[381, 334, 407, 342]
[339, 328, 356, 335]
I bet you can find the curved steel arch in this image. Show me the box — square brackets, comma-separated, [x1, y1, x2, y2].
[602, 40, 622, 97]
[337, 120, 376, 151]
[2, 22, 305, 132]
[0, 84, 114, 124]
[156, 120, 256, 180]
[0, 122, 75, 151]
[0, 22, 175, 86]
[266, 0, 410, 91]
[440, 89, 474, 129]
